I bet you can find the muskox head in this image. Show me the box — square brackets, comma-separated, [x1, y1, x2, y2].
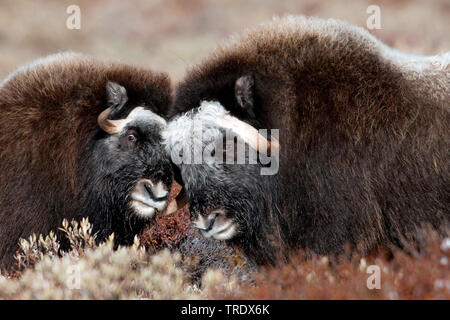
[163, 100, 280, 261]
[0, 53, 181, 268]
[80, 81, 175, 242]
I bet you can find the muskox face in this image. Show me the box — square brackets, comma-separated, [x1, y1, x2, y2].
[163, 101, 279, 244]
[81, 82, 174, 241]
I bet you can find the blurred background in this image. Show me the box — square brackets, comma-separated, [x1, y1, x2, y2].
[0, 0, 449, 82]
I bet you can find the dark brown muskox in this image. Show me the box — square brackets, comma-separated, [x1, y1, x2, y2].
[165, 16, 449, 265]
[0, 52, 175, 269]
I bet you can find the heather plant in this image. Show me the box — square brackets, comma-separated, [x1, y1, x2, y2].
[0, 218, 205, 299]
[8, 218, 98, 277]
[208, 234, 450, 300]
[0, 217, 448, 300]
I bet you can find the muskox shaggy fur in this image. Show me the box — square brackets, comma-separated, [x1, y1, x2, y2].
[0, 52, 174, 269]
[166, 16, 450, 264]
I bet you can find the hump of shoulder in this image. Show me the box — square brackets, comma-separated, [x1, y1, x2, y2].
[211, 15, 383, 60]
[174, 16, 384, 108]
[0, 52, 171, 110]
[0, 52, 90, 88]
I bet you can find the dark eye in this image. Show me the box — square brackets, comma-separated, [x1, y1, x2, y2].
[127, 133, 137, 142]
[119, 129, 139, 148]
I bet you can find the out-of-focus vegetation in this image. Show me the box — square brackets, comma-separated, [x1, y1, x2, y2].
[0, 218, 234, 299]
[0, 0, 449, 81]
[1, 217, 449, 299]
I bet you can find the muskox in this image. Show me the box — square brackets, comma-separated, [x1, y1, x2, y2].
[0, 52, 174, 268]
[165, 16, 450, 264]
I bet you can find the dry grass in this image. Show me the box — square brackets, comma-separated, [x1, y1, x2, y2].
[1, 218, 200, 299]
[0, 216, 448, 300]
[209, 238, 450, 299]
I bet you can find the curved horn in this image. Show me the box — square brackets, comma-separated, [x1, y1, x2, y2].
[97, 107, 127, 135]
[98, 81, 129, 135]
[217, 114, 280, 155]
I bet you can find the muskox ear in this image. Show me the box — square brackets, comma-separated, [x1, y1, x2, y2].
[106, 81, 128, 109]
[235, 75, 255, 118]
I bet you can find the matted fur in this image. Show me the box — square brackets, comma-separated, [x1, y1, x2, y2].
[170, 16, 449, 264]
[0, 52, 172, 269]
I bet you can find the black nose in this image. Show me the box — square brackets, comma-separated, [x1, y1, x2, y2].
[144, 181, 169, 202]
[205, 215, 216, 231]
[193, 212, 217, 231]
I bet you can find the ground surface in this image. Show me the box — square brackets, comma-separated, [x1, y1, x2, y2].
[0, 0, 449, 82]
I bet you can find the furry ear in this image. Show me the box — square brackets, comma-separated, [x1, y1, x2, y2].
[105, 81, 129, 120]
[106, 81, 128, 108]
[235, 75, 255, 117]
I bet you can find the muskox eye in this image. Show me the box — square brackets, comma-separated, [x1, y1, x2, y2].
[119, 129, 139, 148]
[127, 134, 136, 142]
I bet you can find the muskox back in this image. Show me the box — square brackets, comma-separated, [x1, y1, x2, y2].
[0, 52, 172, 269]
[169, 16, 449, 263]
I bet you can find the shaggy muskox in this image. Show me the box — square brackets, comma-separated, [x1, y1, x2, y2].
[165, 16, 450, 264]
[0, 52, 174, 269]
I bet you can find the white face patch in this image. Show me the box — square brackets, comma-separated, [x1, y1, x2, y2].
[206, 223, 237, 240]
[162, 101, 279, 175]
[192, 209, 237, 240]
[121, 106, 167, 132]
[129, 179, 168, 218]
[162, 101, 227, 154]
[130, 200, 157, 218]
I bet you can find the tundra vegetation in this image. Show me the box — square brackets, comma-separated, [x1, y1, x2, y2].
[0, 217, 448, 299]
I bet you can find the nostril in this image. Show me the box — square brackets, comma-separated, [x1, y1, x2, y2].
[144, 181, 168, 202]
[144, 183, 154, 197]
[205, 214, 217, 231]
[194, 213, 217, 231]
[155, 194, 169, 202]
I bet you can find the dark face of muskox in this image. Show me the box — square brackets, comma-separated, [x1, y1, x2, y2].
[79, 82, 174, 244]
[163, 100, 280, 262]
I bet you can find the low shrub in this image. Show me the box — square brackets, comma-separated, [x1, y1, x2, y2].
[0, 217, 448, 299]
